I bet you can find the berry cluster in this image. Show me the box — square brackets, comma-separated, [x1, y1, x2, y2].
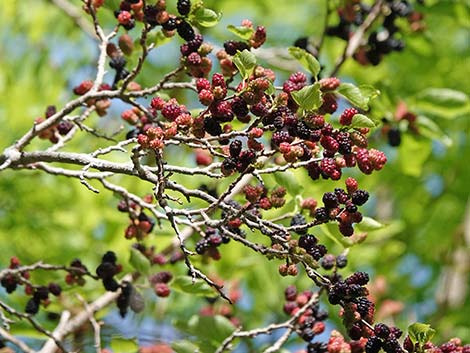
[112, 0, 198, 43]
[327, 271, 376, 340]
[283, 286, 328, 348]
[242, 184, 286, 210]
[35, 105, 73, 143]
[364, 323, 405, 353]
[180, 34, 213, 78]
[323, 0, 425, 66]
[312, 177, 369, 237]
[150, 271, 172, 298]
[221, 143, 256, 176]
[403, 337, 470, 353]
[194, 228, 230, 260]
[96, 251, 122, 292]
[1, 257, 29, 294]
[217, 20, 267, 76]
[0, 258, 62, 316]
[64, 258, 89, 286]
[118, 199, 156, 240]
[72, 81, 112, 116]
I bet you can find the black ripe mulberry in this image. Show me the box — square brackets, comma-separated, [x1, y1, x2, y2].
[204, 117, 223, 136]
[177, 0, 191, 16]
[229, 140, 243, 158]
[177, 21, 195, 41]
[25, 298, 40, 315]
[365, 336, 383, 353]
[290, 213, 307, 234]
[388, 127, 401, 147]
[351, 190, 369, 206]
[314, 207, 329, 223]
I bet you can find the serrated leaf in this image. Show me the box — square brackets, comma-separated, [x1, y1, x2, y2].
[288, 47, 321, 79]
[227, 24, 254, 40]
[129, 247, 151, 275]
[356, 217, 385, 231]
[273, 171, 304, 196]
[172, 340, 200, 353]
[232, 49, 256, 80]
[291, 83, 322, 111]
[171, 275, 217, 297]
[408, 322, 436, 345]
[337, 83, 371, 110]
[350, 114, 376, 128]
[193, 8, 221, 27]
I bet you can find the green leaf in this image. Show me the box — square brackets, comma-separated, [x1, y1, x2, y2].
[193, 8, 221, 27]
[398, 135, 432, 177]
[408, 322, 436, 345]
[171, 275, 218, 297]
[359, 84, 380, 101]
[337, 83, 378, 110]
[232, 50, 256, 80]
[288, 47, 321, 79]
[416, 115, 452, 146]
[356, 217, 385, 231]
[273, 171, 304, 196]
[414, 88, 470, 119]
[416, 88, 469, 108]
[350, 114, 376, 128]
[227, 24, 254, 40]
[172, 340, 201, 353]
[175, 315, 235, 348]
[321, 223, 353, 248]
[147, 30, 173, 47]
[290, 83, 322, 111]
[110, 338, 138, 353]
[129, 247, 151, 275]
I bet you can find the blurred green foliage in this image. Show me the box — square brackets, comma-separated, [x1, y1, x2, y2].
[0, 0, 469, 350]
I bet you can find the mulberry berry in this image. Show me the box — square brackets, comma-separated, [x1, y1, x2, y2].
[366, 336, 383, 353]
[321, 254, 336, 270]
[284, 285, 297, 301]
[272, 131, 293, 146]
[177, 21, 195, 41]
[340, 108, 358, 126]
[223, 40, 250, 56]
[336, 254, 348, 268]
[103, 278, 119, 292]
[25, 298, 40, 315]
[351, 190, 369, 206]
[298, 234, 318, 250]
[322, 192, 339, 209]
[204, 117, 223, 136]
[177, 0, 191, 16]
[388, 127, 401, 147]
[291, 213, 307, 234]
[338, 222, 354, 237]
[374, 323, 391, 339]
[314, 207, 329, 223]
